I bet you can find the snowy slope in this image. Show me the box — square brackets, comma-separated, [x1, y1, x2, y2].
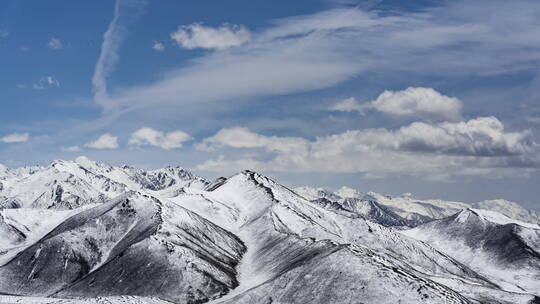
[202, 172, 537, 304]
[294, 185, 540, 226]
[0, 159, 538, 304]
[472, 199, 540, 225]
[197, 172, 469, 303]
[0, 193, 245, 303]
[0, 295, 173, 303]
[402, 208, 540, 295]
[0, 157, 208, 211]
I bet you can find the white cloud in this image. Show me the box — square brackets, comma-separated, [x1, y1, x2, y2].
[92, 0, 148, 108]
[171, 23, 251, 50]
[331, 88, 463, 120]
[47, 38, 64, 50]
[43, 76, 60, 87]
[17, 76, 60, 90]
[152, 41, 165, 51]
[329, 97, 365, 113]
[394, 117, 533, 156]
[1, 133, 29, 143]
[197, 127, 309, 153]
[200, 117, 532, 157]
[19, 46, 30, 52]
[369, 87, 463, 120]
[129, 127, 192, 150]
[106, 25, 360, 114]
[61, 146, 82, 152]
[526, 117, 540, 124]
[196, 117, 537, 179]
[84, 133, 119, 149]
[90, 2, 540, 118]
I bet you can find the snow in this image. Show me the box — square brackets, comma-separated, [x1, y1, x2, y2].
[401, 209, 540, 296]
[334, 186, 363, 198]
[0, 207, 89, 265]
[0, 295, 173, 303]
[293, 186, 341, 201]
[472, 208, 540, 229]
[294, 185, 540, 226]
[0, 159, 539, 304]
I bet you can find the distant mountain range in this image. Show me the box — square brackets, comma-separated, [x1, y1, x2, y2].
[294, 186, 540, 227]
[0, 157, 538, 304]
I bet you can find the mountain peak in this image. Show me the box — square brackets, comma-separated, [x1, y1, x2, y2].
[466, 208, 540, 229]
[74, 155, 97, 167]
[1, 158, 539, 303]
[334, 186, 362, 198]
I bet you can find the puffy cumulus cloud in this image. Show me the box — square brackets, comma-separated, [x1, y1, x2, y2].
[332, 88, 463, 120]
[196, 117, 537, 179]
[85, 133, 118, 149]
[1, 133, 29, 143]
[171, 23, 251, 50]
[152, 41, 165, 51]
[369, 87, 463, 120]
[396, 117, 533, 156]
[129, 127, 192, 150]
[47, 37, 64, 50]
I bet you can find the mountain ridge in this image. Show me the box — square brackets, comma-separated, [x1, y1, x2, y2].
[0, 158, 538, 304]
[294, 186, 540, 226]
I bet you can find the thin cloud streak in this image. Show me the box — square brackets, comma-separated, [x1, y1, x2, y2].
[1, 133, 30, 143]
[92, 0, 147, 110]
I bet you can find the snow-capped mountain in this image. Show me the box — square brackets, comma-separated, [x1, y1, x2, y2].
[471, 199, 540, 225]
[294, 186, 540, 227]
[0, 158, 539, 304]
[310, 196, 415, 227]
[402, 208, 540, 295]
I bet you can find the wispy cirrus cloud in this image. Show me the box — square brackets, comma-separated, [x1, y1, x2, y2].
[89, 0, 540, 120]
[1, 133, 29, 143]
[526, 117, 540, 124]
[17, 76, 60, 90]
[92, 0, 148, 108]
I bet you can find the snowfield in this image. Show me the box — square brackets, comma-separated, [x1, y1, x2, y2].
[0, 158, 538, 304]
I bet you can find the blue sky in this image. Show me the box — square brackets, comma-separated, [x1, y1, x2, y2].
[1, 0, 540, 208]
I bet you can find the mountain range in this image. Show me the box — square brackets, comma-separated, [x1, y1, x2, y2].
[0, 157, 538, 304]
